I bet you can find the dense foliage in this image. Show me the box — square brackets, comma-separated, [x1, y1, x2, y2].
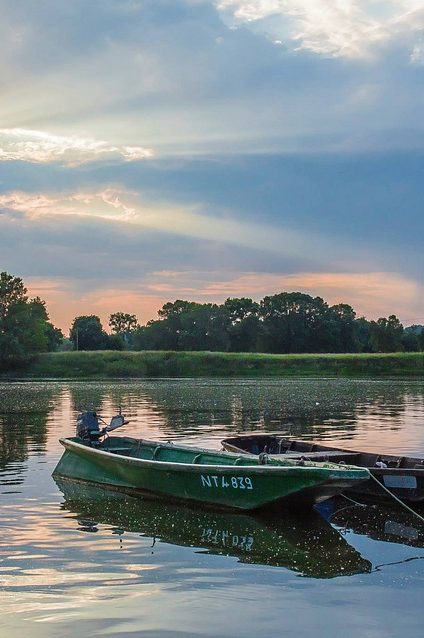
[69, 315, 110, 351]
[0, 272, 63, 369]
[108, 312, 139, 349]
[109, 312, 138, 336]
[131, 293, 424, 354]
[69, 313, 139, 351]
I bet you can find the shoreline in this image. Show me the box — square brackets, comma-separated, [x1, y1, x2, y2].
[3, 350, 424, 379]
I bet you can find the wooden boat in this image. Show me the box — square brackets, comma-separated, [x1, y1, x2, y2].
[221, 434, 424, 502]
[55, 477, 371, 577]
[53, 434, 369, 512]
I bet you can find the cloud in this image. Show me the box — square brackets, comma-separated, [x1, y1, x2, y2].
[0, 187, 379, 273]
[216, 1, 424, 58]
[0, 189, 290, 286]
[0, 0, 422, 158]
[410, 40, 424, 64]
[0, 128, 153, 165]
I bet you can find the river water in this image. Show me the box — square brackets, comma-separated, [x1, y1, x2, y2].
[1, 378, 424, 637]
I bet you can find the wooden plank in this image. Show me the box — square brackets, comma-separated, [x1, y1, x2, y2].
[281, 451, 359, 460]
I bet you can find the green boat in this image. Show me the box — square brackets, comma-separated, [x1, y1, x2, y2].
[53, 412, 369, 511]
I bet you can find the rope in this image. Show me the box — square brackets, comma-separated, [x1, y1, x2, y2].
[373, 556, 424, 572]
[340, 493, 367, 507]
[368, 473, 424, 525]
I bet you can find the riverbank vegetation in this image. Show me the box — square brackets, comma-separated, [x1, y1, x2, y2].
[12, 350, 424, 379]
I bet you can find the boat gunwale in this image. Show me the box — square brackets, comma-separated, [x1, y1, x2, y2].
[58, 437, 369, 479]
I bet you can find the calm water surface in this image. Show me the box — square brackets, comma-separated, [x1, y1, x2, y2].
[1, 378, 424, 638]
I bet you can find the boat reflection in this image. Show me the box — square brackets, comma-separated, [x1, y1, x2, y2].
[328, 499, 424, 548]
[55, 478, 371, 579]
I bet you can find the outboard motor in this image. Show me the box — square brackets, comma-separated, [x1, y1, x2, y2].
[76, 411, 103, 444]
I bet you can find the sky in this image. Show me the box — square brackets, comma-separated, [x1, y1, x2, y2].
[0, 0, 423, 333]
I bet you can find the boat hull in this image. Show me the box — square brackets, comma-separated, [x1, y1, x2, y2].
[53, 437, 369, 511]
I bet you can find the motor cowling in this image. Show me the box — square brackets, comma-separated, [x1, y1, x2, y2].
[76, 411, 101, 442]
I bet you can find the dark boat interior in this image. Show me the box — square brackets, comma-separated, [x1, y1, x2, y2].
[223, 435, 424, 471]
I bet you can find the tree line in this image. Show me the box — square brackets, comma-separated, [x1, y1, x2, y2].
[70, 294, 424, 354]
[1, 271, 423, 370]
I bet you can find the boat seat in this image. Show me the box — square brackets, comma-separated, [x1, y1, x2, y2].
[282, 450, 359, 461]
[109, 447, 133, 456]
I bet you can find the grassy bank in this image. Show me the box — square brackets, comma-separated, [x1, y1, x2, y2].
[5, 350, 424, 378]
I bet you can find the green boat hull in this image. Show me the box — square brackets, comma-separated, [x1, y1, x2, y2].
[53, 436, 369, 511]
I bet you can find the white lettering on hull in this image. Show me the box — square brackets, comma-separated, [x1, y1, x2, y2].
[200, 475, 254, 490]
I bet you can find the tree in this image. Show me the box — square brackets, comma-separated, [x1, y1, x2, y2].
[108, 333, 125, 350]
[402, 329, 420, 352]
[0, 272, 30, 367]
[109, 312, 138, 349]
[354, 317, 372, 352]
[45, 322, 64, 351]
[69, 315, 108, 350]
[109, 312, 138, 335]
[224, 298, 259, 352]
[369, 315, 404, 352]
[0, 272, 27, 320]
[134, 300, 200, 350]
[224, 297, 259, 322]
[0, 272, 61, 368]
[133, 303, 230, 351]
[155, 300, 204, 350]
[258, 292, 333, 353]
[404, 325, 424, 352]
[24, 297, 62, 353]
[158, 300, 200, 319]
[132, 320, 176, 350]
[176, 303, 230, 351]
[329, 303, 358, 352]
